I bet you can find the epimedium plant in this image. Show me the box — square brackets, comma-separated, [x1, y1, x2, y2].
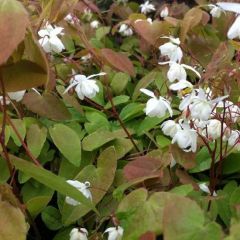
[0, 0, 240, 239]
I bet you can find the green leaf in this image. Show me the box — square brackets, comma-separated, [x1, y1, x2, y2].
[222, 153, 240, 175]
[96, 26, 110, 40]
[163, 197, 204, 240]
[119, 103, 144, 122]
[156, 135, 171, 149]
[84, 111, 110, 134]
[82, 129, 128, 151]
[9, 119, 26, 147]
[49, 124, 81, 166]
[132, 70, 161, 100]
[27, 124, 47, 158]
[21, 180, 53, 218]
[0, 157, 10, 183]
[61, 146, 117, 225]
[110, 72, 130, 95]
[117, 190, 184, 240]
[0, 0, 29, 65]
[10, 155, 96, 212]
[105, 95, 130, 109]
[42, 206, 63, 230]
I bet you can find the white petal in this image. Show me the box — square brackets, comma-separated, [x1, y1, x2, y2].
[181, 64, 201, 79]
[87, 72, 106, 79]
[140, 88, 155, 98]
[217, 2, 240, 14]
[227, 15, 240, 39]
[169, 80, 193, 91]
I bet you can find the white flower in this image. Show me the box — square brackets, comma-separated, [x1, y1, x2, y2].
[208, 5, 224, 18]
[227, 15, 240, 39]
[228, 130, 240, 151]
[65, 180, 92, 206]
[140, 88, 173, 118]
[204, 119, 227, 140]
[65, 14, 74, 24]
[147, 18, 153, 24]
[64, 71, 106, 100]
[223, 101, 240, 123]
[159, 37, 183, 63]
[104, 226, 124, 240]
[159, 62, 201, 82]
[172, 121, 198, 152]
[8, 90, 26, 102]
[70, 228, 88, 240]
[161, 120, 181, 138]
[38, 23, 65, 53]
[160, 7, 169, 18]
[140, 1, 156, 14]
[189, 91, 213, 121]
[90, 20, 100, 29]
[198, 183, 217, 196]
[118, 24, 133, 36]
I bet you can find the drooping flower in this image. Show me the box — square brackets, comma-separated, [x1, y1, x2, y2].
[203, 119, 227, 140]
[38, 23, 65, 53]
[65, 180, 92, 206]
[208, 4, 224, 18]
[161, 120, 181, 138]
[159, 37, 183, 63]
[172, 121, 198, 152]
[118, 24, 133, 36]
[227, 15, 240, 39]
[160, 7, 169, 18]
[104, 226, 124, 240]
[159, 61, 201, 82]
[70, 228, 88, 240]
[224, 101, 240, 123]
[140, 1, 156, 14]
[140, 88, 173, 118]
[198, 183, 217, 196]
[64, 71, 106, 100]
[228, 130, 240, 151]
[189, 90, 213, 121]
[90, 20, 100, 29]
[64, 14, 79, 24]
[8, 90, 26, 102]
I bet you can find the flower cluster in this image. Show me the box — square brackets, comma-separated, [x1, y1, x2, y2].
[140, 15, 240, 153]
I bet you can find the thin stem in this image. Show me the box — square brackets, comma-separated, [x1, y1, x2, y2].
[5, 115, 41, 167]
[107, 86, 142, 153]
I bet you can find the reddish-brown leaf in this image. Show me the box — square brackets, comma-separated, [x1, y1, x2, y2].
[22, 92, 71, 121]
[133, 20, 173, 46]
[170, 144, 196, 169]
[124, 156, 163, 181]
[0, 0, 29, 65]
[101, 48, 135, 77]
[140, 232, 156, 240]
